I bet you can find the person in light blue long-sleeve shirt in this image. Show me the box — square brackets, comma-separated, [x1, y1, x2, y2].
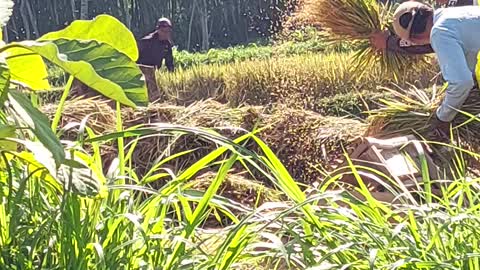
[392, 1, 480, 138]
[430, 7, 480, 122]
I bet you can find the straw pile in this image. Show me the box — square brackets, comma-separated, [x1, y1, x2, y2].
[41, 97, 117, 135]
[295, 0, 428, 79]
[121, 100, 260, 175]
[367, 85, 480, 150]
[41, 97, 118, 169]
[41, 99, 366, 184]
[42, 99, 263, 178]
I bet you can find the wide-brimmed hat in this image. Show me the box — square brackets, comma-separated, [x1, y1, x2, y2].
[392, 1, 428, 40]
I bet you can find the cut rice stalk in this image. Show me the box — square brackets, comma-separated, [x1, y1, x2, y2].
[367, 84, 480, 150]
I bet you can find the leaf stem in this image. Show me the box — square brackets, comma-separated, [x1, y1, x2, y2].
[51, 75, 74, 132]
[116, 101, 125, 178]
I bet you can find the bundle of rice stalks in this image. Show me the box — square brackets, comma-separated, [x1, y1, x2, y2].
[367, 85, 480, 149]
[303, 0, 382, 40]
[298, 0, 428, 80]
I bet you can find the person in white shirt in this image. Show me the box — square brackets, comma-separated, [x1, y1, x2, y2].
[392, 1, 480, 140]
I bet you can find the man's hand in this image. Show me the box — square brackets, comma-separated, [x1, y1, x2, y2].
[428, 113, 451, 143]
[369, 30, 389, 52]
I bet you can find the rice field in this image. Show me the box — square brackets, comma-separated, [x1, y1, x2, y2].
[156, 52, 436, 109]
[14, 38, 479, 269]
[4, 12, 480, 270]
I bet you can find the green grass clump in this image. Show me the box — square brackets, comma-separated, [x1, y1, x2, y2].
[5, 84, 480, 270]
[4, 115, 480, 269]
[172, 36, 335, 69]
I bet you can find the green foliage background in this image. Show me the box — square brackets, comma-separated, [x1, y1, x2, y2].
[5, 0, 299, 51]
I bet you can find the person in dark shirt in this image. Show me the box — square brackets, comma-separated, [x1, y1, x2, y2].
[137, 18, 175, 72]
[370, 0, 476, 54]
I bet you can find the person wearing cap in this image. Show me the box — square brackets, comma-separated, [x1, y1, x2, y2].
[391, 1, 480, 139]
[370, 0, 478, 54]
[137, 18, 175, 72]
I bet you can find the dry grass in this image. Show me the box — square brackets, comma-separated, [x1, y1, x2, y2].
[41, 96, 116, 135]
[121, 100, 260, 176]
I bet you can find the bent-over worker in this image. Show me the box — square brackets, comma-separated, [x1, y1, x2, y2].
[392, 1, 480, 138]
[370, 0, 478, 54]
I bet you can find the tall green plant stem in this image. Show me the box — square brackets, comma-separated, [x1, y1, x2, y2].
[51, 75, 74, 132]
[116, 101, 125, 178]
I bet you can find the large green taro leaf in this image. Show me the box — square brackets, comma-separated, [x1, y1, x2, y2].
[2, 47, 50, 90]
[39, 14, 139, 61]
[4, 39, 148, 107]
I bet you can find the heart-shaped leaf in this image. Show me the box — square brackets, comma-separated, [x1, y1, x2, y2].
[4, 39, 148, 107]
[39, 14, 139, 61]
[2, 46, 50, 90]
